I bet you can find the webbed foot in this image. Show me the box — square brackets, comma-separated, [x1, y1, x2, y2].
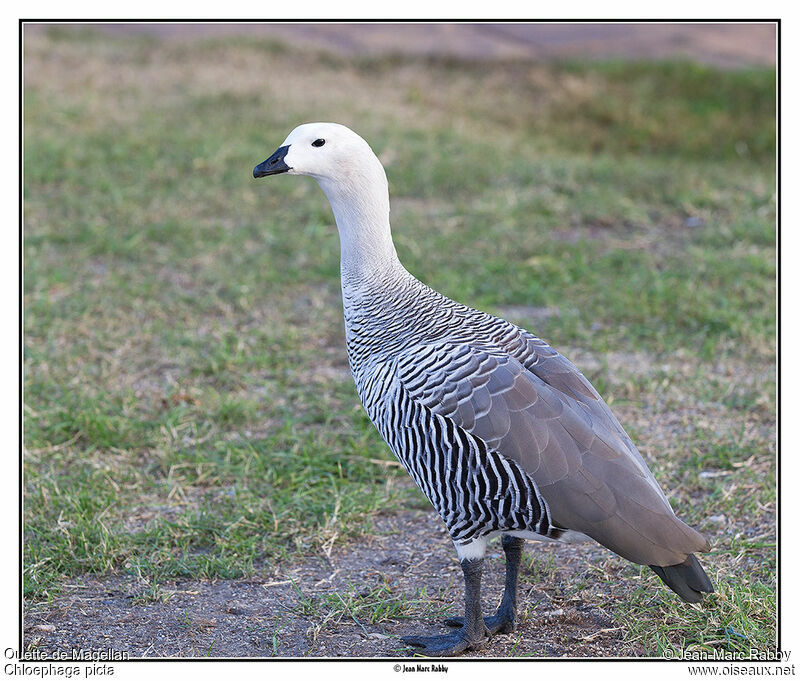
[443, 609, 515, 635]
[401, 628, 487, 656]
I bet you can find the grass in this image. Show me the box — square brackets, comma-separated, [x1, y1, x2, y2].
[23, 26, 776, 656]
[291, 580, 446, 641]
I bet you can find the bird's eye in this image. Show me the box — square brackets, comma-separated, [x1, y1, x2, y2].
[312, 139, 326, 148]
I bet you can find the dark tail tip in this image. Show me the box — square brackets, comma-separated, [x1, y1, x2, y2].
[649, 554, 714, 603]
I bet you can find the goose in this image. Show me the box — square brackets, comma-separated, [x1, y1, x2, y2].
[253, 122, 713, 656]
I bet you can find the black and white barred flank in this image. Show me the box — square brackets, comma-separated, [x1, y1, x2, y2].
[344, 271, 565, 548]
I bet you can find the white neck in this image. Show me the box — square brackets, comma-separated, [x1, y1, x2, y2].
[316, 159, 401, 283]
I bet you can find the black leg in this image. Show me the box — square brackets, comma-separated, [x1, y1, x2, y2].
[445, 534, 524, 635]
[492, 534, 524, 632]
[401, 558, 488, 656]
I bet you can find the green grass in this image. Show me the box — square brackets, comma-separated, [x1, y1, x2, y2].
[23, 27, 775, 655]
[620, 567, 776, 657]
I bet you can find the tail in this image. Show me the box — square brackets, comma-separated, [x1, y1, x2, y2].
[649, 554, 714, 603]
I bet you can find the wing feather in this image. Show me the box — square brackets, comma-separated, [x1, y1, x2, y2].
[397, 341, 709, 566]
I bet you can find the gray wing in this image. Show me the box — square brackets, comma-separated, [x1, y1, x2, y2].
[397, 341, 709, 566]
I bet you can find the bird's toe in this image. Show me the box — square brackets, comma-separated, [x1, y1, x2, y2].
[444, 612, 515, 635]
[401, 630, 485, 657]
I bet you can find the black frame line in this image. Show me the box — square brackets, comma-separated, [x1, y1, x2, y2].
[18, 16, 781, 664]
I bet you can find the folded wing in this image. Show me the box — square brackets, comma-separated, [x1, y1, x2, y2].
[398, 341, 709, 566]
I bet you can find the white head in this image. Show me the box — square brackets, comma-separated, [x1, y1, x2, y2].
[254, 122, 387, 199]
[254, 122, 397, 274]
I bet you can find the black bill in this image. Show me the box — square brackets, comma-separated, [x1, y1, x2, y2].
[253, 145, 291, 178]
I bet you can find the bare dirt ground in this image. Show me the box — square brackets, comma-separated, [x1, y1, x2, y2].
[26, 510, 635, 659]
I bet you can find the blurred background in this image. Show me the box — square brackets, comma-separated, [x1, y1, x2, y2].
[23, 22, 776, 658]
[87, 22, 776, 66]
